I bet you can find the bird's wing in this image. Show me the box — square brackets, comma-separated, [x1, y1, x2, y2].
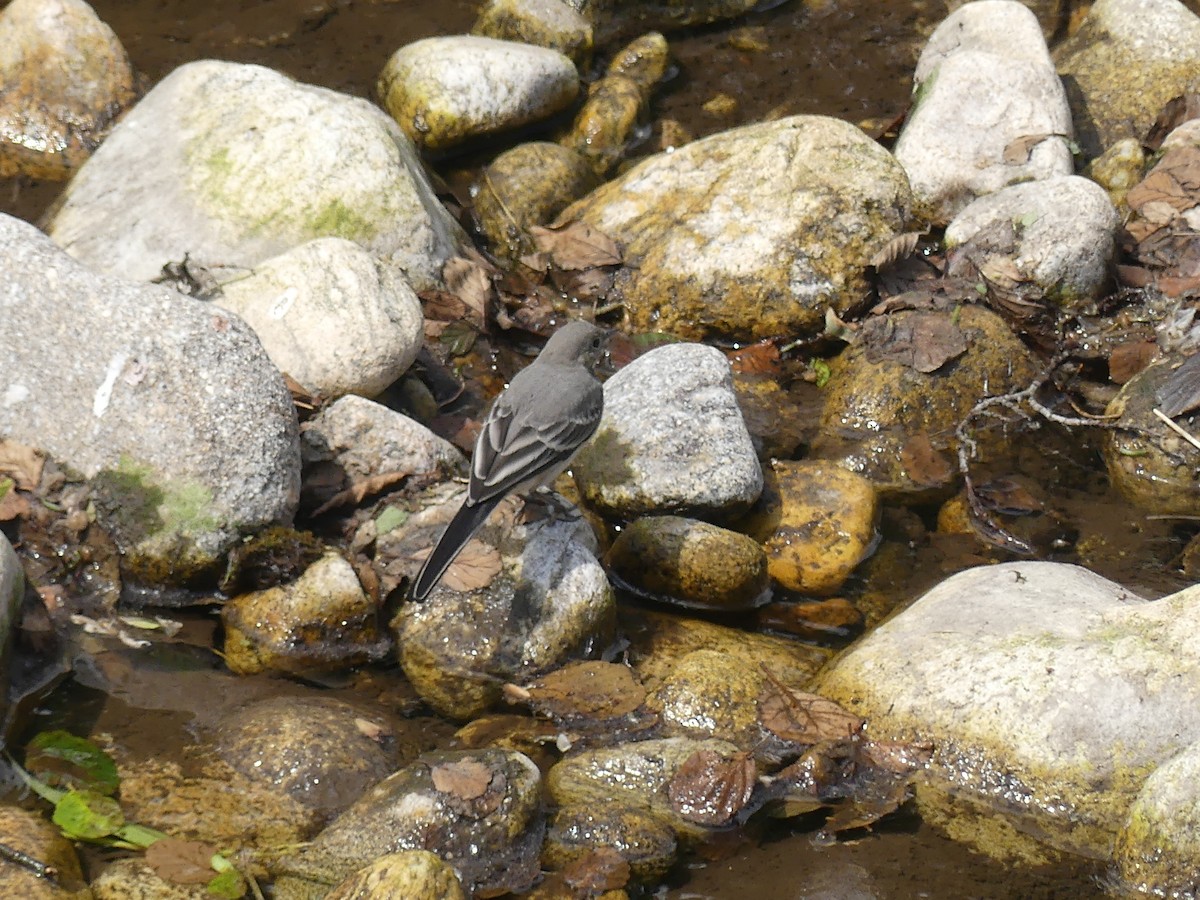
[470, 372, 603, 503]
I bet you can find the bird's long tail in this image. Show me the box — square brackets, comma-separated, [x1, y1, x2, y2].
[410, 496, 502, 601]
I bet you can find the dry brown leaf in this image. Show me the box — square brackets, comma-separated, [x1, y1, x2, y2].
[515, 660, 646, 721]
[869, 231, 924, 271]
[861, 312, 968, 374]
[0, 439, 44, 491]
[758, 669, 865, 744]
[858, 738, 934, 774]
[144, 837, 220, 885]
[431, 758, 493, 800]
[1109, 340, 1159, 385]
[973, 477, 1043, 516]
[820, 775, 912, 834]
[1146, 93, 1200, 150]
[727, 340, 782, 376]
[443, 256, 494, 324]
[441, 540, 503, 592]
[900, 433, 955, 488]
[667, 748, 757, 826]
[311, 470, 411, 516]
[530, 222, 622, 270]
[1001, 132, 1064, 164]
[0, 480, 30, 521]
[561, 848, 631, 894]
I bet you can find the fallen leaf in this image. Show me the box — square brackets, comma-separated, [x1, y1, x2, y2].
[441, 540, 503, 593]
[727, 340, 782, 376]
[900, 433, 955, 488]
[443, 256, 494, 323]
[311, 470, 411, 516]
[511, 661, 646, 722]
[667, 748, 757, 826]
[0, 439, 44, 490]
[530, 222, 622, 270]
[1001, 132, 1065, 164]
[973, 477, 1043, 516]
[0, 479, 29, 521]
[1109, 340, 1159, 384]
[431, 758, 493, 800]
[758, 669, 865, 744]
[861, 312, 968, 374]
[1147, 93, 1200, 150]
[869, 231, 925, 271]
[561, 848, 631, 894]
[820, 774, 912, 834]
[144, 837, 220, 886]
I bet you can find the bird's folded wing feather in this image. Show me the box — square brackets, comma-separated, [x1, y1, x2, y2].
[470, 377, 603, 502]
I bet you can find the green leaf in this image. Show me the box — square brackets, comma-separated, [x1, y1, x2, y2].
[440, 321, 477, 357]
[26, 730, 121, 795]
[811, 359, 831, 389]
[53, 789, 125, 840]
[375, 505, 408, 535]
[206, 868, 247, 898]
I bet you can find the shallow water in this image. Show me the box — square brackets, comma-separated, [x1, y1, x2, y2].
[3, 0, 1196, 896]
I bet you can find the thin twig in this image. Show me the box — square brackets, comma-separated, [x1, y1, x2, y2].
[1153, 407, 1200, 452]
[0, 841, 57, 881]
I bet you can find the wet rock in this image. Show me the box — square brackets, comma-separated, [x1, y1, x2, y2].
[646, 648, 799, 762]
[741, 460, 879, 596]
[1055, 0, 1200, 160]
[896, 1, 1071, 222]
[1160, 118, 1200, 152]
[0, 214, 299, 587]
[606, 516, 769, 610]
[812, 304, 1042, 497]
[0, 805, 89, 899]
[386, 486, 615, 719]
[91, 859, 211, 899]
[0, 532, 23, 722]
[1103, 355, 1200, 516]
[569, 0, 756, 45]
[1083, 137, 1146, 210]
[472, 0, 593, 67]
[945, 175, 1119, 312]
[273, 749, 544, 897]
[215, 238, 424, 399]
[46, 59, 466, 292]
[815, 561, 1200, 863]
[222, 552, 387, 676]
[561, 115, 912, 342]
[474, 141, 600, 259]
[216, 696, 410, 818]
[377, 36, 579, 153]
[1114, 739, 1200, 898]
[543, 803, 677, 884]
[620, 607, 832, 694]
[558, 33, 669, 177]
[573, 342, 762, 519]
[324, 850, 467, 900]
[546, 736, 745, 840]
[0, 0, 137, 180]
[300, 395, 466, 495]
[116, 754, 318, 854]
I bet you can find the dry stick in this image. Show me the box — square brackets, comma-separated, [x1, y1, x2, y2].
[954, 352, 1120, 554]
[0, 840, 57, 881]
[1153, 407, 1200, 452]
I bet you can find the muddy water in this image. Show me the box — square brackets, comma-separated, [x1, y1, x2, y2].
[1, 0, 1187, 896]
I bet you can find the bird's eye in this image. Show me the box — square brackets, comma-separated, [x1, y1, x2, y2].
[591, 336, 603, 349]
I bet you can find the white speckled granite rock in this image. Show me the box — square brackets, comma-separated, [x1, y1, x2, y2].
[0, 213, 300, 585]
[377, 35, 579, 152]
[46, 59, 467, 292]
[216, 238, 424, 399]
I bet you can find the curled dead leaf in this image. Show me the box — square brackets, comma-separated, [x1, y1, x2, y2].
[757, 668, 865, 744]
[431, 758, 493, 800]
[513, 661, 646, 722]
[0, 439, 44, 491]
[900, 433, 955, 488]
[667, 748, 757, 826]
[529, 222, 622, 270]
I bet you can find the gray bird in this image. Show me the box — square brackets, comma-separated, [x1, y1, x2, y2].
[410, 320, 609, 601]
